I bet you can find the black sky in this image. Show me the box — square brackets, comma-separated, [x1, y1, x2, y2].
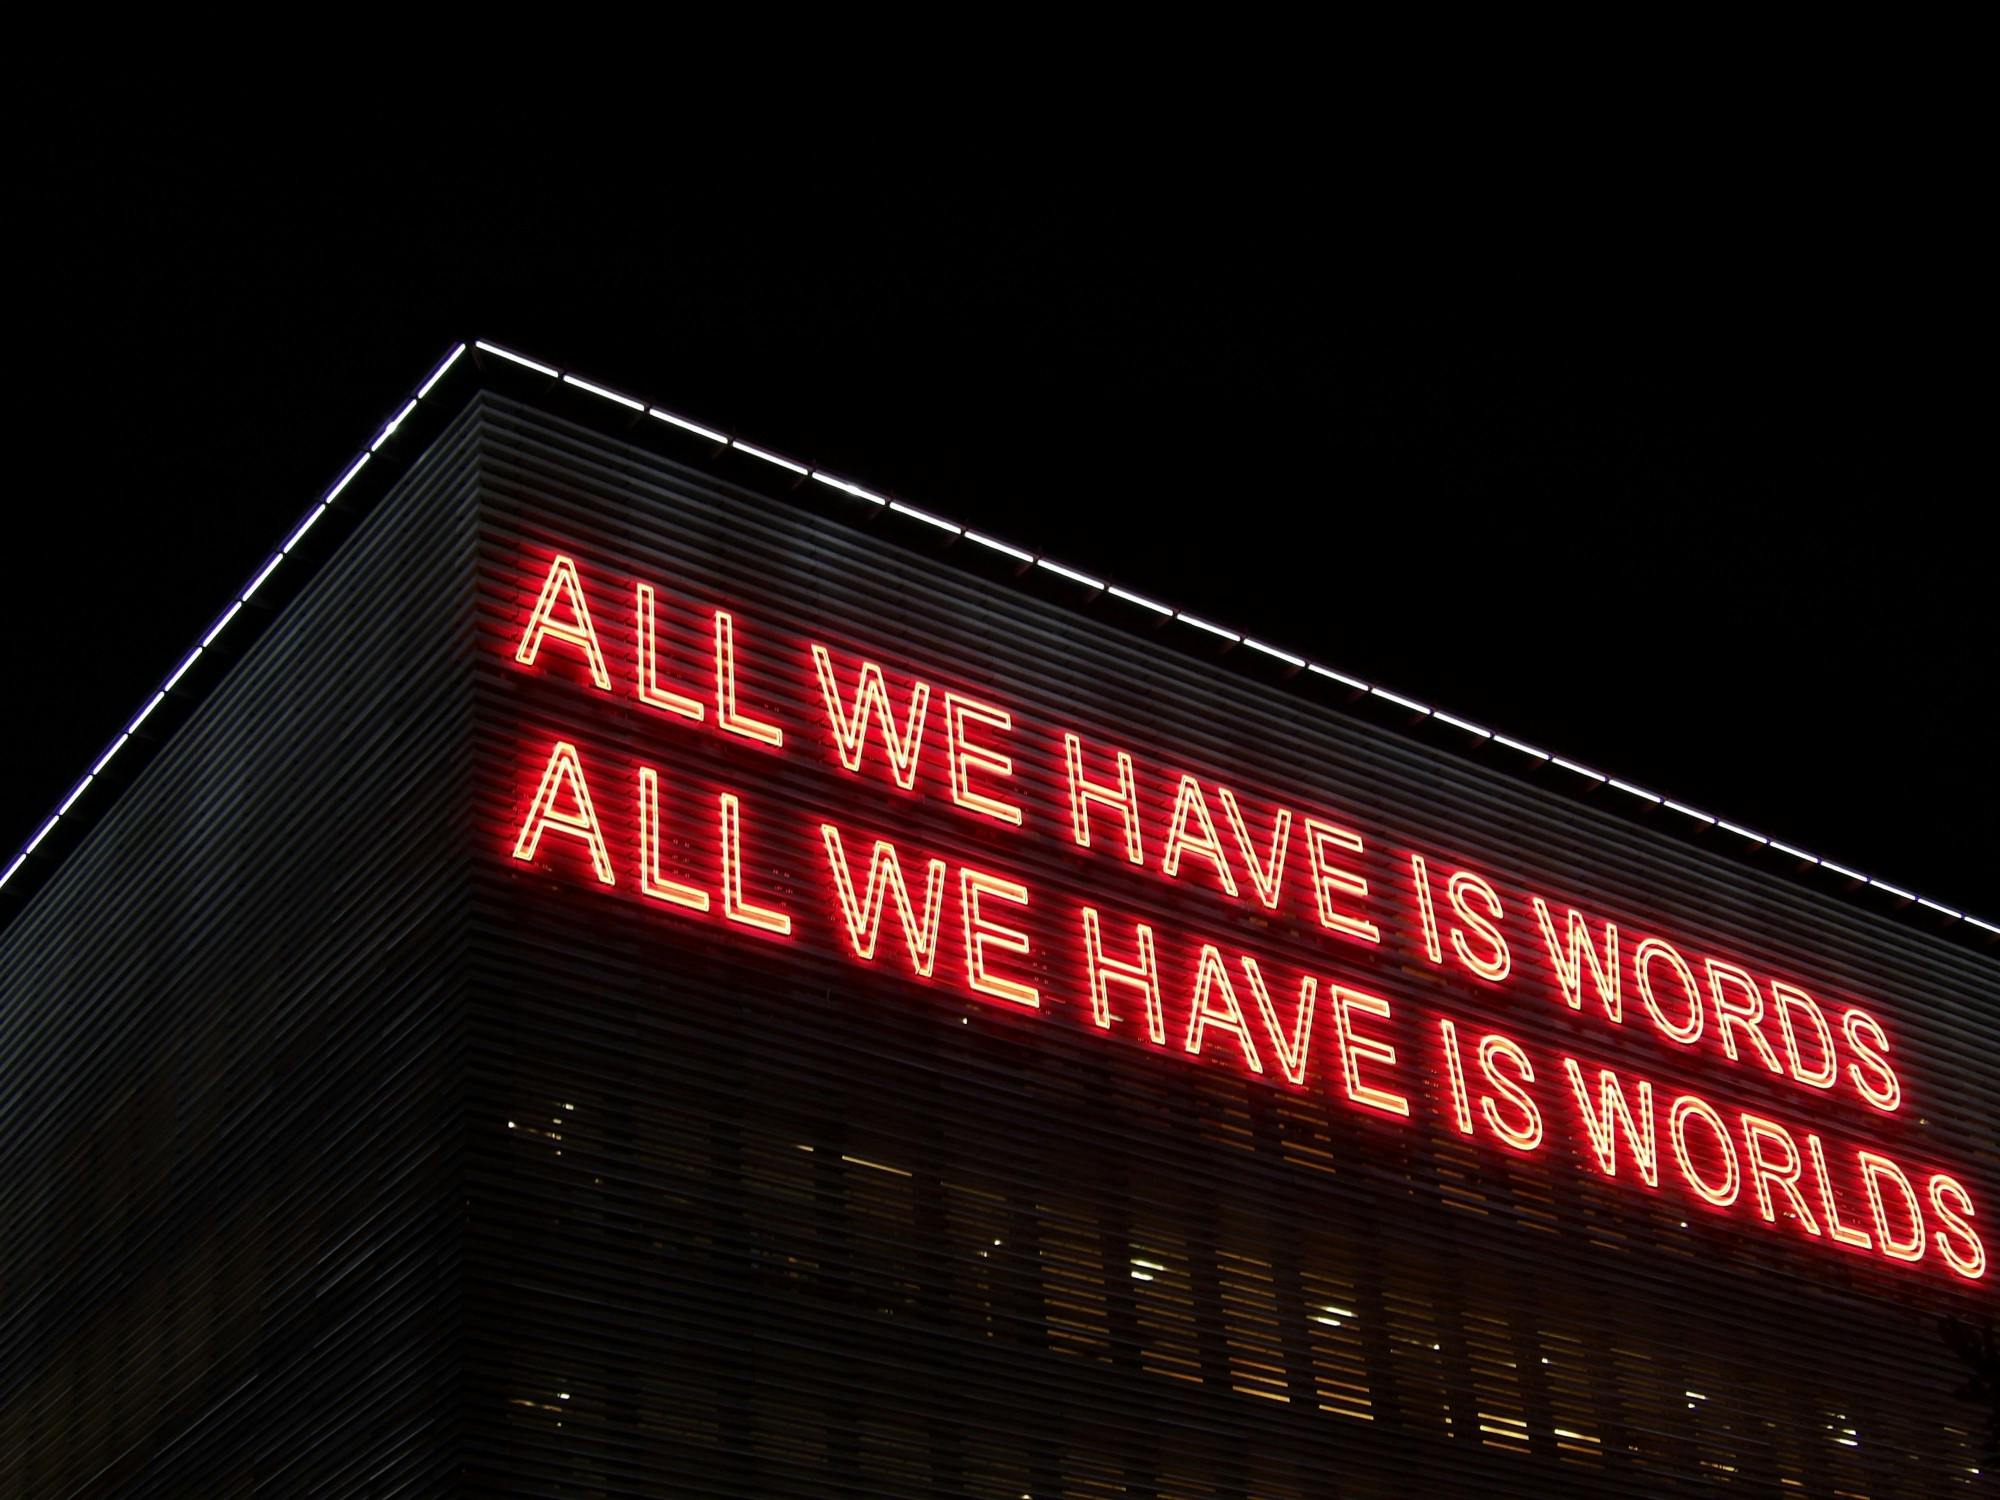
[11, 113, 1995, 921]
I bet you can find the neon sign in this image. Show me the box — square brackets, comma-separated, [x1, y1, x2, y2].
[505, 550, 1987, 1285]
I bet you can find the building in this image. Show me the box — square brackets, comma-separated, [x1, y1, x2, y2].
[2, 341, 1993, 1496]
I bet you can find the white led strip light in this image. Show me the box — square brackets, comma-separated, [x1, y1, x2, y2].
[3, 338, 1994, 947]
[0, 342, 465, 898]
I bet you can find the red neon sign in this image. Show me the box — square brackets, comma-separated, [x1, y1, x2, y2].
[501, 549, 1989, 1285]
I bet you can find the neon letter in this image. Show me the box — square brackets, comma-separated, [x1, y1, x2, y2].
[1218, 788, 1292, 910]
[1705, 960, 1783, 1074]
[1842, 1007, 1901, 1114]
[1857, 1151, 1925, 1263]
[1447, 871, 1509, 983]
[1930, 1175, 1987, 1280]
[515, 553, 610, 689]
[638, 766, 708, 910]
[1533, 898, 1621, 1023]
[1331, 987, 1408, 1117]
[1080, 907, 1165, 1044]
[1804, 1135, 1873, 1250]
[713, 612, 783, 747]
[1185, 944, 1263, 1074]
[1564, 1060, 1658, 1186]
[1303, 818, 1379, 945]
[814, 643, 927, 786]
[1438, 1018, 1475, 1135]
[1410, 854, 1442, 964]
[944, 692, 1022, 826]
[719, 792, 790, 933]
[1162, 776, 1239, 898]
[1740, 1113, 1822, 1236]
[1241, 954, 1316, 1086]
[1634, 937, 1703, 1047]
[960, 869, 1038, 1007]
[634, 583, 704, 720]
[1668, 1094, 1738, 1208]
[1063, 733, 1143, 865]
[821, 825, 947, 976]
[512, 740, 614, 884]
[1770, 983, 1838, 1091]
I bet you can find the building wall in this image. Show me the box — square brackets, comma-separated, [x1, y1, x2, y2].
[465, 391, 1998, 1496]
[0, 407, 484, 1495]
[5, 378, 1992, 1497]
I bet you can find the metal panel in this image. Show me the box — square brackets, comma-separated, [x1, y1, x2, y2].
[0, 407, 484, 1496]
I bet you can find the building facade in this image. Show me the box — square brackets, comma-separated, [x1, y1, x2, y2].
[3, 345, 1994, 1496]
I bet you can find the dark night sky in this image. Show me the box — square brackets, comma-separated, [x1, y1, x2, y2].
[11, 114, 1996, 922]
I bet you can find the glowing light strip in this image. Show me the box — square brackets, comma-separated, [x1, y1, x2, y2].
[889, 500, 960, 534]
[1492, 734, 1550, 760]
[162, 648, 203, 694]
[281, 503, 330, 555]
[1370, 686, 1431, 715]
[90, 736, 128, 777]
[563, 373, 645, 412]
[964, 530, 1033, 563]
[1108, 585, 1171, 615]
[812, 472, 887, 505]
[1551, 757, 1608, 783]
[1242, 638, 1305, 668]
[1308, 663, 1370, 692]
[474, 340, 558, 377]
[127, 692, 166, 734]
[1176, 612, 1239, 643]
[1664, 800, 1716, 824]
[201, 601, 244, 649]
[241, 554, 284, 602]
[650, 407, 726, 444]
[1432, 710, 1492, 738]
[416, 343, 465, 400]
[1036, 558, 1104, 590]
[732, 439, 808, 476]
[369, 401, 418, 451]
[1, 338, 476, 897]
[6, 335, 1986, 945]
[329, 449, 374, 502]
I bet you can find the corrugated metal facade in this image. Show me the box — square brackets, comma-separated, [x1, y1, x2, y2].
[5, 361, 1995, 1496]
[0, 405, 483, 1495]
